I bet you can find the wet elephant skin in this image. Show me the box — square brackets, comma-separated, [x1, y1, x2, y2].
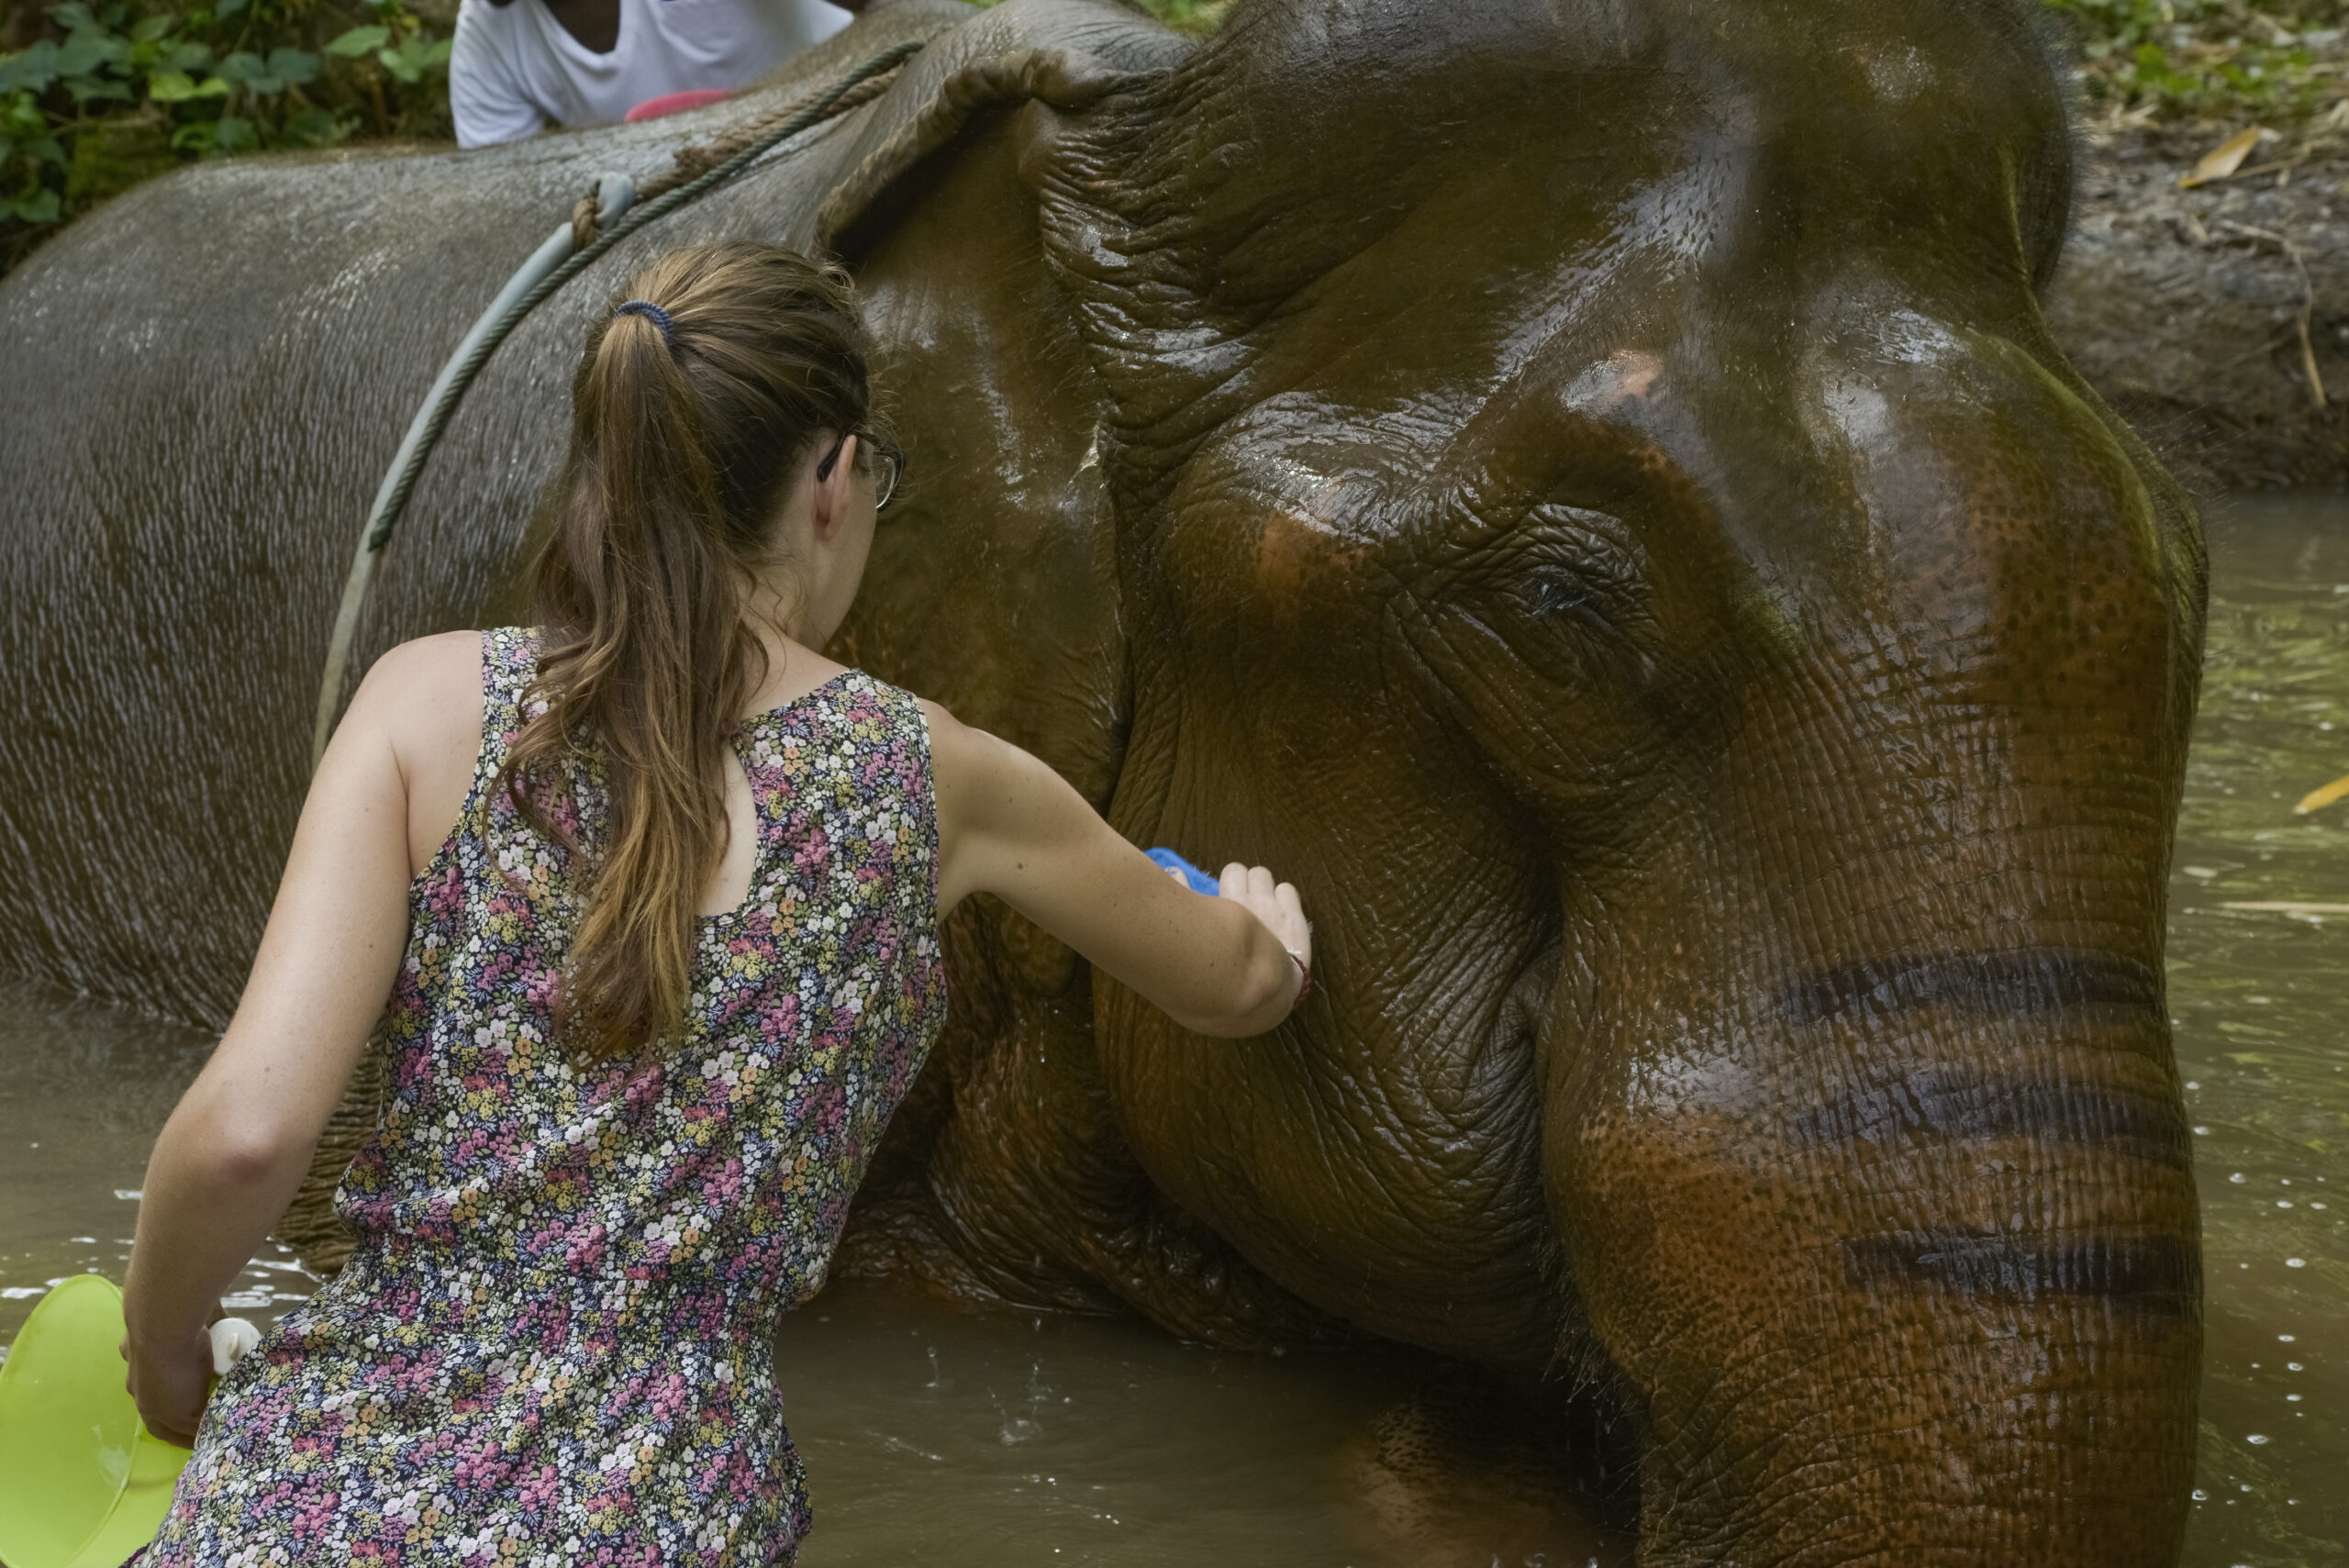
[0, 0, 2206, 1562]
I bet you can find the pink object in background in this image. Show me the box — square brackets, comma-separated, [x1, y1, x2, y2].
[625, 88, 731, 122]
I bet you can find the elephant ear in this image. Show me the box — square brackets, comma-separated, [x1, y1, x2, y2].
[805, 0, 1193, 255]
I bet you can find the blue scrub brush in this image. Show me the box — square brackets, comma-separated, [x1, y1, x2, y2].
[1145, 849, 1221, 895]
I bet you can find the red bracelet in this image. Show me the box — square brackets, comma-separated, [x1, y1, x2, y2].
[1286, 950, 1311, 1004]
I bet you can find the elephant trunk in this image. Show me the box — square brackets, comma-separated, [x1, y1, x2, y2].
[1557, 970, 2197, 1561]
[1541, 695, 2202, 1563]
[1539, 495, 2201, 1560]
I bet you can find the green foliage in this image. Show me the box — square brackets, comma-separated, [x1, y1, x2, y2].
[1135, 0, 1233, 33]
[2043, 0, 2349, 120]
[0, 0, 452, 269]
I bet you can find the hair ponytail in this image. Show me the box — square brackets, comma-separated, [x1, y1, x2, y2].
[500, 243, 883, 1061]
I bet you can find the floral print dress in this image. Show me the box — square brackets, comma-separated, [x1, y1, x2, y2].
[141, 628, 947, 1567]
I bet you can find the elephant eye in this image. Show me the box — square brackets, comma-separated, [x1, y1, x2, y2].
[1527, 573, 1600, 621]
[1514, 505, 1645, 639]
[1468, 506, 1661, 702]
[1514, 568, 1637, 652]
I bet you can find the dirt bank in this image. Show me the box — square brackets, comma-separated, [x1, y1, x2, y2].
[2050, 126, 2349, 492]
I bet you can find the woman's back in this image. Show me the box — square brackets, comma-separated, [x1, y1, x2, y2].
[140, 627, 945, 1564]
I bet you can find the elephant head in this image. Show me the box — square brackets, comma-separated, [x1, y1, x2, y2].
[829, 0, 2206, 1560]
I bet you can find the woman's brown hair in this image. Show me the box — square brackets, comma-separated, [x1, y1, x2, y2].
[501, 241, 884, 1060]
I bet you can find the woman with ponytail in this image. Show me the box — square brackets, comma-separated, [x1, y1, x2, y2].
[119, 241, 1311, 1565]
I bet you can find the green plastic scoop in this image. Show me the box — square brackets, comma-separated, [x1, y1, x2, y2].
[0, 1274, 193, 1568]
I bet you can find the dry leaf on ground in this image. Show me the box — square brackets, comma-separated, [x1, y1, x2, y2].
[2182, 126, 2266, 188]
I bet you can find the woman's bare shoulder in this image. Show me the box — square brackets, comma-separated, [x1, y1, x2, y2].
[365, 629, 483, 684]
[914, 698, 996, 791]
[353, 630, 481, 705]
[346, 630, 485, 757]
[914, 695, 962, 741]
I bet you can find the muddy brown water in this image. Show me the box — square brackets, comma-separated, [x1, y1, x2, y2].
[2, 496, 2343, 1566]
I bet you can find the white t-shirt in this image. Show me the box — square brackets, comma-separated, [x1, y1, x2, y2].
[451, 0, 852, 149]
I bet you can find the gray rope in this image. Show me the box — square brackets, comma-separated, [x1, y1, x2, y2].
[311, 38, 927, 766]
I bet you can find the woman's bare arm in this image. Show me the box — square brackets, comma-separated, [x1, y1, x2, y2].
[121, 633, 480, 1440]
[925, 704, 1309, 1038]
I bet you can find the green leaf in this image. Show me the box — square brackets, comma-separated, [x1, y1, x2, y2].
[5, 126, 65, 165]
[147, 69, 230, 101]
[51, 32, 119, 77]
[217, 0, 247, 16]
[2, 88, 46, 132]
[168, 41, 212, 71]
[49, 4, 100, 34]
[129, 15, 174, 42]
[216, 50, 289, 94]
[211, 113, 255, 152]
[0, 41, 62, 95]
[62, 73, 135, 103]
[324, 25, 389, 55]
[281, 103, 340, 146]
[263, 47, 317, 85]
[378, 34, 450, 82]
[2, 186, 61, 222]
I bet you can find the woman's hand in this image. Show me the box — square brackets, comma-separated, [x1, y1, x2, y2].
[1218, 863, 1310, 999]
[119, 1324, 211, 1446]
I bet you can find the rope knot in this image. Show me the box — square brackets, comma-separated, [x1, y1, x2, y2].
[572, 184, 605, 250]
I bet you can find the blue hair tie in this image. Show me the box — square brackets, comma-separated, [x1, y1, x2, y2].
[613, 299, 676, 345]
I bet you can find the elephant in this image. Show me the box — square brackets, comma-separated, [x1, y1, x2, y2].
[0, 0, 2209, 1561]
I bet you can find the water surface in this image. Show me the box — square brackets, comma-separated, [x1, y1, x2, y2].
[2165, 495, 2349, 1568]
[2, 495, 2343, 1565]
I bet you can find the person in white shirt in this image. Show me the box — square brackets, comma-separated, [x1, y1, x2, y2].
[450, 0, 863, 150]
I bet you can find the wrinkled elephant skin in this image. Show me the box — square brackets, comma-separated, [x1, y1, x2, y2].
[0, 0, 2205, 1562]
